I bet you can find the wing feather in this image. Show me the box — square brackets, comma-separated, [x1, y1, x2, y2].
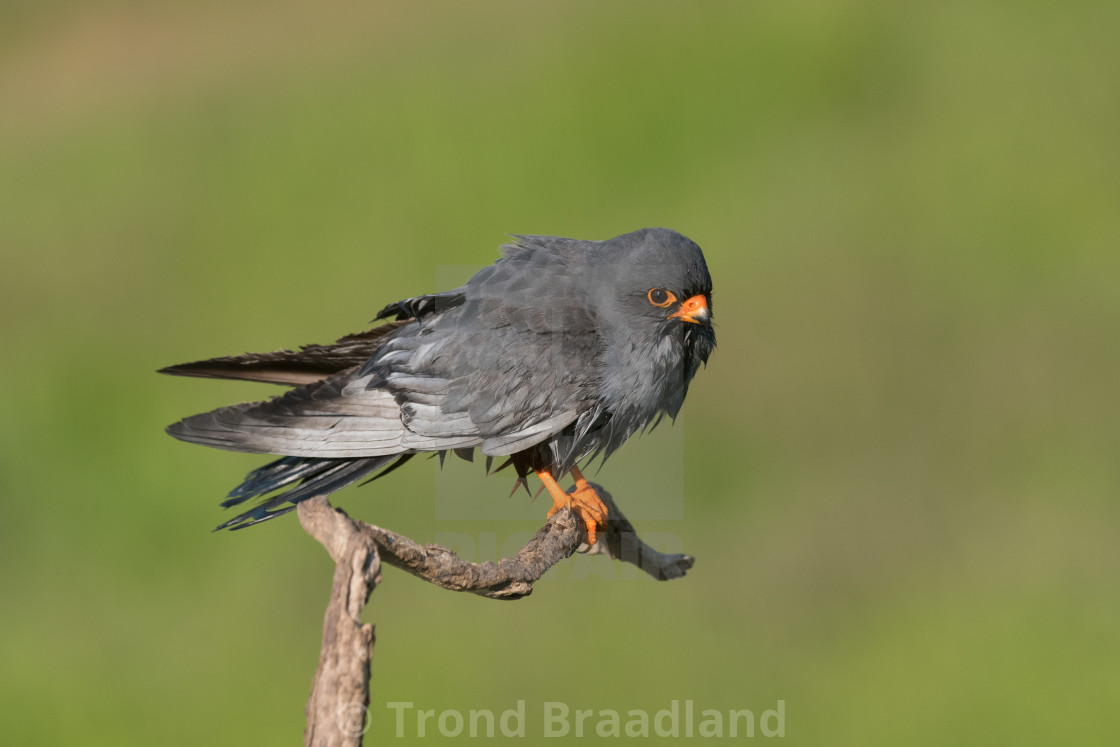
[165, 237, 605, 466]
[157, 321, 411, 386]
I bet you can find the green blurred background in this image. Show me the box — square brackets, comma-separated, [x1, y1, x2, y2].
[2, 0, 1117, 744]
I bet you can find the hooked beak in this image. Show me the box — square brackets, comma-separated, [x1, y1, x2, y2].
[668, 294, 710, 325]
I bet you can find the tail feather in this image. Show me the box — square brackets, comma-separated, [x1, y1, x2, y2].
[216, 453, 412, 531]
[221, 456, 327, 507]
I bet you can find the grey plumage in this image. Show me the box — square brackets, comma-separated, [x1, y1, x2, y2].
[163, 227, 716, 529]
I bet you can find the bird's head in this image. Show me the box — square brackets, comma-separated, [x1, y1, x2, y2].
[591, 227, 716, 369]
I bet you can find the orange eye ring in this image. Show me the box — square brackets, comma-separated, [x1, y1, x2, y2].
[647, 288, 677, 308]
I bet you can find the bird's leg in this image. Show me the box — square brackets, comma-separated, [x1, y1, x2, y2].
[535, 466, 608, 546]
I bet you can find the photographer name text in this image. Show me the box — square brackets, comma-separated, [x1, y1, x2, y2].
[384, 699, 785, 739]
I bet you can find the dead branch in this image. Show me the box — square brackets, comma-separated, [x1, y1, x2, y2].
[297, 496, 381, 747]
[588, 484, 696, 581]
[295, 482, 693, 745]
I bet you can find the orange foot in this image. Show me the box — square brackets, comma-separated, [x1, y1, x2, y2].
[536, 466, 608, 546]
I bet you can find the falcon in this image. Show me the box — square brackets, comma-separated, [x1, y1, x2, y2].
[162, 228, 715, 543]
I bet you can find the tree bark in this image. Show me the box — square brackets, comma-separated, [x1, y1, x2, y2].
[298, 497, 380, 747]
[296, 482, 693, 745]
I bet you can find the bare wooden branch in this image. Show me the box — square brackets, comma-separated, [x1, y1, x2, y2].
[358, 507, 581, 599]
[591, 483, 696, 580]
[298, 497, 380, 747]
[295, 483, 694, 745]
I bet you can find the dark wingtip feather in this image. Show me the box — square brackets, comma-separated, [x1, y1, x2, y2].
[158, 320, 413, 387]
[159, 359, 329, 386]
[221, 456, 317, 507]
[213, 454, 413, 531]
[216, 503, 298, 531]
[374, 291, 464, 322]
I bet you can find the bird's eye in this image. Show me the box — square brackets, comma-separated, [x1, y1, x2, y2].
[647, 288, 676, 308]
